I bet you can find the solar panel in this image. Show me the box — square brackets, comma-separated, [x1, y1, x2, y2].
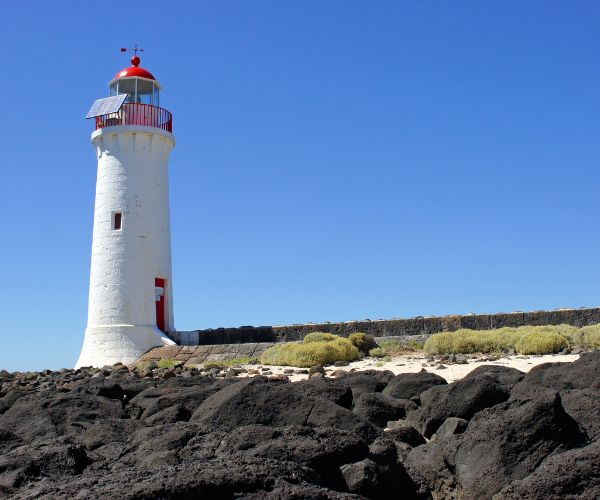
[85, 94, 128, 119]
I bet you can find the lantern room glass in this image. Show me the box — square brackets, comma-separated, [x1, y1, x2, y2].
[109, 78, 159, 106]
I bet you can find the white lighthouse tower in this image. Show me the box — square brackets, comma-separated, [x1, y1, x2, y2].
[77, 50, 176, 368]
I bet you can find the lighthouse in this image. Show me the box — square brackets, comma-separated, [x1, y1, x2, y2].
[77, 50, 176, 368]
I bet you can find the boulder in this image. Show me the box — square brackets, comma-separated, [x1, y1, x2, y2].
[417, 368, 518, 437]
[496, 440, 600, 499]
[385, 422, 426, 447]
[520, 350, 600, 391]
[382, 371, 447, 402]
[451, 386, 586, 499]
[191, 378, 381, 441]
[202, 424, 371, 491]
[76, 418, 143, 451]
[340, 458, 386, 498]
[0, 392, 125, 444]
[144, 403, 191, 426]
[0, 427, 22, 455]
[0, 438, 88, 495]
[432, 417, 468, 440]
[352, 392, 413, 427]
[405, 386, 587, 499]
[20, 458, 324, 499]
[128, 378, 232, 419]
[343, 370, 395, 399]
[293, 377, 353, 409]
[560, 388, 600, 441]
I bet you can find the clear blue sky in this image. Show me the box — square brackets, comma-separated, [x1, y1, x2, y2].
[0, 1, 598, 371]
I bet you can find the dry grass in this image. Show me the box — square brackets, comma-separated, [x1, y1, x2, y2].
[424, 324, 599, 355]
[348, 333, 377, 354]
[261, 334, 360, 367]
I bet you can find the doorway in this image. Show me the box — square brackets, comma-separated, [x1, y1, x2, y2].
[155, 278, 166, 333]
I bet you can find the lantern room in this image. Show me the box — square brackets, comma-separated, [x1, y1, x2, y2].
[109, 55, 160, 106]
[87, 53, 172, 133]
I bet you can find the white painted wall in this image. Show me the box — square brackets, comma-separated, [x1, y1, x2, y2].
[76, 125, 176, 368]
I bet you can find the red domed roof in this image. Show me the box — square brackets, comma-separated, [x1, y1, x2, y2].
[113, 56, 155, 80]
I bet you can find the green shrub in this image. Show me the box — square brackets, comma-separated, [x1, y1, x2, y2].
[579, 324, 600, 349]
[349, 332, 377, 353]
[261, 336, 360, 367]
[369, 347, 386, 358]
[425, 325, 586, 355]
[156, 359, 182, 369]
[424, 329, 496, 354]
[405, 339, 425, 351]
[423, 332, 456, 355]
[515, 331, 568, 355]
[304, 332, 337, 343]
[491, 327, 521, 351]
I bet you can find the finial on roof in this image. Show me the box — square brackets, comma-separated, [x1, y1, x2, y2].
[120, 44, 144, 67]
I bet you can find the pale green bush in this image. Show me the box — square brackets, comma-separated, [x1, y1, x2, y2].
[423, 332, 457, 355]
[156, 359, 182, 369]
[492, 327, 521, 351]
[369, 347, 386, 358]
[515, 331, 568, 355]
[425, 325, 576, 355]
[348, 332, 377, 354]
[303, 332, 337, 343]
[261, 336, 360, 367]
[579, 324, 600, 349]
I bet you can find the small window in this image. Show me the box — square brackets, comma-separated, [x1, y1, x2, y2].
[113, 212, 122, 230]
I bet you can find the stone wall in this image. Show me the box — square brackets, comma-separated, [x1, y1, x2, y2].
[137, 342, 277, 366]
[170, 307, 600, 346]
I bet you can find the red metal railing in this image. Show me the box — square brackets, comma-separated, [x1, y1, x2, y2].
[95, 103, 172, 132]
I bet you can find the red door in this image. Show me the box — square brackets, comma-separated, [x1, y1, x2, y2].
[155, 278, 166, 333]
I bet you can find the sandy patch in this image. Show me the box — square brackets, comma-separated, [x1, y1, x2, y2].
[240, 353, 581, 383]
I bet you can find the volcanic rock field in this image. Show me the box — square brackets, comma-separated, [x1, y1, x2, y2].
[1, 352, 599, 499]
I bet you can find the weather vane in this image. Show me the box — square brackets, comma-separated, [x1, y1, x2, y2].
[120, 44, 144, 56]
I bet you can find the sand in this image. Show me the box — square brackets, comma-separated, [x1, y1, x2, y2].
[244, 353, 581, 383]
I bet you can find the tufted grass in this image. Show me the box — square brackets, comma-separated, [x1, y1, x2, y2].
[348, 332, 378, 354]
[156, 359, 183, 369]
[303, 332, 338, 343]
[261, 334, 360, 367]
[424, 324, 600, 355]
[578, 324, 600, 349]
[369, 347, 386, 358]
[515, 331, 568, 355]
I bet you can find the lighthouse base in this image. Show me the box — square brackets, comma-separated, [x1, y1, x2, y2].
[76, 325, 175, 368]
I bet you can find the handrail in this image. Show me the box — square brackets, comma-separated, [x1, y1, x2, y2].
[95, 103, 172, 132]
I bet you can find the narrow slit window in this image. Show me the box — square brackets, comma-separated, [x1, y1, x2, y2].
[113, 212, 122, 230]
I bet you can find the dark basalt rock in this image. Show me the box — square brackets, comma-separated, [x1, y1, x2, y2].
[385, 422, 426, 448]
[19, 458, 325, 499]
[0, 359, 598, 499]
[191, 377, 381, 441]
[559, 388, 600, 441]
[415, 366, 523, 438]
[0, 437, 89, 495]
[382, 371, 447, 403]
[128, 378, 234, 420]
[292, 376, 353, 409]
[405, 384, 587, 500]
[352, 392, 413, 427]
[0, 392, 126, 444]
[520, 350, 600, 391]
[343, 370, 395, 399]
[431, 417, 468, 440]
[0, 427, 23, 455]
[496, 439, 600, 500]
